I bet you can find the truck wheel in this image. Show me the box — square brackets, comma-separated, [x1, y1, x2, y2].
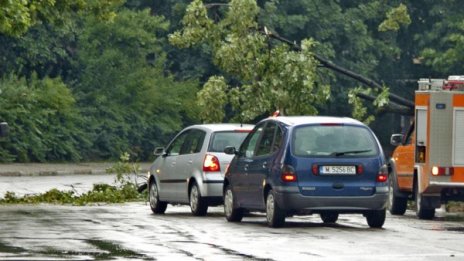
[388, 177, 407, 215]
[415, 181, 435, 220]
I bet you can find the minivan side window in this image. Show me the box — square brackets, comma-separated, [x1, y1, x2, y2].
[240, 124, 264, 158]
[271, 124, 283, 153]
[256, 122, 280, 156]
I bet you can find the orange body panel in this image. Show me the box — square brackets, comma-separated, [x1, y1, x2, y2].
[451, 167, 464, 182]
[453, 94, 464, 106]
[415, 93, 430, 106]
[392, 135, 415, 192]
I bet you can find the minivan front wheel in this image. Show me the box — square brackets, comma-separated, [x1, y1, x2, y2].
[149, 180, 167, 214]
[224, 185, 243, 222]
[266, 190, 286, 228]
[190, 182, 208, 216]
[365, 209, 386, 228]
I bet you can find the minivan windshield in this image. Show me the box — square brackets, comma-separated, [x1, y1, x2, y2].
[209, 131, 250, 153]
[292, 125, 378, 157]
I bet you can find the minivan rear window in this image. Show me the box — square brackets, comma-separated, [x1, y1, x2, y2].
[292, 125, 378, 157]
[209, 131, 250, 153]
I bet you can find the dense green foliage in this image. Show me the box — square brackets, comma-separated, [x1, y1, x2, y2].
[1, 0, 464, 162]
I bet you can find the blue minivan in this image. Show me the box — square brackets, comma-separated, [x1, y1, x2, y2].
[223, 116, 388, 228]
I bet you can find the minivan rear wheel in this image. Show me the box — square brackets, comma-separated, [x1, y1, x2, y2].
[365, 209, 386, 228]
[224, 185, 243, 222]
[320, 212, 339, 223]
[266, 190, 286, 228]
[149, 179, 167, 214]
[190, 183, 208, 216]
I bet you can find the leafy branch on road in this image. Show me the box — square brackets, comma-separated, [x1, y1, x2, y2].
[0, 153, 147, 205]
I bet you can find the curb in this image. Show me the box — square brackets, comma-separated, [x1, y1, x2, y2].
[0, 170, 111, 177]
[0, 163, 151, 177]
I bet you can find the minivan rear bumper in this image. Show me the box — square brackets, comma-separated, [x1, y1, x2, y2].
[274, 186, 388, 212]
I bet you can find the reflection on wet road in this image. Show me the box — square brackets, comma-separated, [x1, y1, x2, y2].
[0, 203, 463, 260]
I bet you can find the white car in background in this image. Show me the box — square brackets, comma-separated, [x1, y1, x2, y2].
[147, 124, 253, 216]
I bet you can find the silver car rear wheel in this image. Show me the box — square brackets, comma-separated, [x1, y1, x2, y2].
[190, 183, 208, 216]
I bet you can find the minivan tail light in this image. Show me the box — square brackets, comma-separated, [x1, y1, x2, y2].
[357, 165, 364, 174]
[312, 164, 319, 175]
[203, 154, 220, 172]
[376, 164, 388, 182]
[281, 165, 297, 182]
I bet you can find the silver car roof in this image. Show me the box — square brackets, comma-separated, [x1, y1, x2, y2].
[186, 123, 254, 132]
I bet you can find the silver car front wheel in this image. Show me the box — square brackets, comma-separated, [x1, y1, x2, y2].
[149, 180, 167, 214]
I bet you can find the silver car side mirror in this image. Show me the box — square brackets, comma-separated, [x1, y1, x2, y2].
[153, 147, 165, 156]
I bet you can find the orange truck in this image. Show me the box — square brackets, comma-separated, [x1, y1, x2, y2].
[388, 76, 464, 219]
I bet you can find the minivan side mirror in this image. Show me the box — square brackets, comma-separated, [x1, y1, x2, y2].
[224, 146, 237, 155]
[0, 122, 9, 137]
[153, 147, 166, 156]
[390, 134, 404, 146]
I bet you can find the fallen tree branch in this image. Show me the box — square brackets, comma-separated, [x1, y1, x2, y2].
[356, 92, 413, 115]
[263, 28, 415, 109]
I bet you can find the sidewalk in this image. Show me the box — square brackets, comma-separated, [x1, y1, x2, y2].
[0, 162, 152, 176]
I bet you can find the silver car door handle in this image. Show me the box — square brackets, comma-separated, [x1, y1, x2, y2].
[262, 162, 268, 169]
[188, 160, 193, 164]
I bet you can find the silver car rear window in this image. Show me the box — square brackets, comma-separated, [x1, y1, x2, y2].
[292, 125, 378, 157]
[209, 131, 250, 153]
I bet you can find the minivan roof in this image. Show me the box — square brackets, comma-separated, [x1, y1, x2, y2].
[267, 116, 364, 126]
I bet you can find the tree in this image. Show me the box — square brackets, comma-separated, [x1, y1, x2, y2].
[73, 8, 199, 159]
[170, 0, 330, 122]
[0, 74, 89, 162]
[0, 0, 122, 37]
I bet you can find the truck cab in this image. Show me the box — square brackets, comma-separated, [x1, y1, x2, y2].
[388, 76, 464, 219]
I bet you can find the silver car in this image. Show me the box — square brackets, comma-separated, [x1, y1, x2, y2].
[147, 124, 253, 216]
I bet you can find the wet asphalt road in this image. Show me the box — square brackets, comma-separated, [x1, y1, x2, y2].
[1, 174, 464, 260]
[1, 202, 464, 260]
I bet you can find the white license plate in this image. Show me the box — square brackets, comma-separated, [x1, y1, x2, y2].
[320, 165, 356, 175]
